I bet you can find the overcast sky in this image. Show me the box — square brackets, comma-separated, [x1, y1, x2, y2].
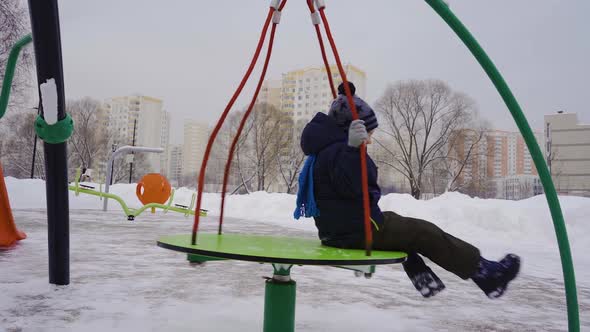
[56, 1, 590, 144]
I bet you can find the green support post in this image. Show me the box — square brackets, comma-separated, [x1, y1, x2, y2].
[264, 264, 296, 332]
[424, 1, 579, 331]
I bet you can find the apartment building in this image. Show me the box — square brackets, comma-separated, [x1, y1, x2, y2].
[167, 144, 183, 186]
[258, 79, 282, 110]
[455, 130, 543, 180]
[545, 112, 590, 196]
[450, 129, 544, 198]
[96, 95, 171, 177]
[182, 121, 209, 177]
[280, 64, 367, 127]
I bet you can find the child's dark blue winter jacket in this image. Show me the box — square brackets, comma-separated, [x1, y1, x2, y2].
[300, 112, 384, 247]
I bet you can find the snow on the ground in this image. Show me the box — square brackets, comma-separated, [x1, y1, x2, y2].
[1, 177, 589, 331]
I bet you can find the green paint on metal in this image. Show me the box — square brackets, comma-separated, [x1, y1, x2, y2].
[0, 34, 32, 120]
[34, 113, 74, 144]
[424, 1, 579, 330]
[187, 253, 226, 263]
[272, 264, 293, 276]
[67, 184, 207, 219]
[264, 277, 296, 332]
[158, 233, 406, 265]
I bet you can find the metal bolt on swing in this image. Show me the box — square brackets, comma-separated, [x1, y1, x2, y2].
[314, 0, 326, 10]
[270, 0, 280, 9]
[273, 10, 282, 24]
[310, 11, 321, 25]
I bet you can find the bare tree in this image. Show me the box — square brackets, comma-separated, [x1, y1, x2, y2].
[374, 80, 478, 199]
[67, 98, 109, 174]
[1, 111, 45, 178]
[278, 119, 305, 194]
[442, 124, 489, 192]
[547, 148, 564, 192]
[228, 103, 289, 193]
[178, 173, 197, 189]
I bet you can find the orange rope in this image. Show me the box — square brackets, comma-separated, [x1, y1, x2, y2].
[306, 0, 336, 99]
[218, 2, 286, 234]
[191, 6, 276, 244]
[193, 2, 373, 255]
[318, 7, 373, 255]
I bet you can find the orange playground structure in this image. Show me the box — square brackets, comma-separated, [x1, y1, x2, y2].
[0, 165, 26, 247]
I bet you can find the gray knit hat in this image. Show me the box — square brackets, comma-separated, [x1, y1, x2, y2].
[328, 83, 378, 132]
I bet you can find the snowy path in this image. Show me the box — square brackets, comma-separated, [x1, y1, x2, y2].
[1, 209, 588, 331]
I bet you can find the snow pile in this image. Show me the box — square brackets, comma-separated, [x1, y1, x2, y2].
[5, 177, 589, 242]
[5, 176, 590, 267]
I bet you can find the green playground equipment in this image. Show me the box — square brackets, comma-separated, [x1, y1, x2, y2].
[1, 0, 579, 331]
[424, 1, 579, 330]
[158, 233, 407, 332]
[158, 1, 580, 331]
[70, 168, 206, 220]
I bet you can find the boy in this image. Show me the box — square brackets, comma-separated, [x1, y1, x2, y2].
[297, 82, 520, 298]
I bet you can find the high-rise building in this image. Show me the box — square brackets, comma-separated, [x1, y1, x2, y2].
[450, 129, 544, 198]
[258, 79, 282, 110]
[97, 95, 170, 176]
[545, 112, 590, 196]
[247, 64, 367, 193]
[454, 130, 543, 181]
[279, 64, 367, 127]
[167, 144, 183, 186]
[159, 111, 171, 176]
[182, 121, 209, 177]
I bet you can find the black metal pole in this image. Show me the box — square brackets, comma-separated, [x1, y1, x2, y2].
[110, 144, 117, 185]
[129, 119, 136, 183]
[28, 0, 70, 285]
[30, 134, 38, 178]
[30, 104, 40, 179]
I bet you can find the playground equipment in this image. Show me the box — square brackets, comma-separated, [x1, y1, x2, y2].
[163, 0, 579, 331]
[158, 233, 406, 331]
[67, 145, 205, 220]
[0, 165, 26, 247]
[102, 145, 164, 211]
[136, 173, 172, 207]
[69, 168, 206, 221]
[0, 35, 33, 247]
[0, 33, 31, 248]
[0, 0, 578, 331]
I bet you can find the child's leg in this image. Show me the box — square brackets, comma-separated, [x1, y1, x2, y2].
[403, 252, 446, 297]
[373, 211, 480, 280]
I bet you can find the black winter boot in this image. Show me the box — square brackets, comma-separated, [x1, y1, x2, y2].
[403, 253, 446, 298]
[472, 254, 521, 299]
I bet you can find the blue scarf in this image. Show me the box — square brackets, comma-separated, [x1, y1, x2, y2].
[293, 155, 320, 220]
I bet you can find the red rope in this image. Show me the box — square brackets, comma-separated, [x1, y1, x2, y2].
[278, 0, 287, 11]
[318, 7, 373, 255]
[218, 5, 284, 235]
[307, 0, 336, 99]
[191, 7, 276, 245]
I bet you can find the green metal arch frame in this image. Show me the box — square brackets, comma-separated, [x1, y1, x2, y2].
[424, 1, 579, 331]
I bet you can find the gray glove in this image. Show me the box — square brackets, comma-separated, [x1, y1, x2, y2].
[348, 119, 368, 148]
